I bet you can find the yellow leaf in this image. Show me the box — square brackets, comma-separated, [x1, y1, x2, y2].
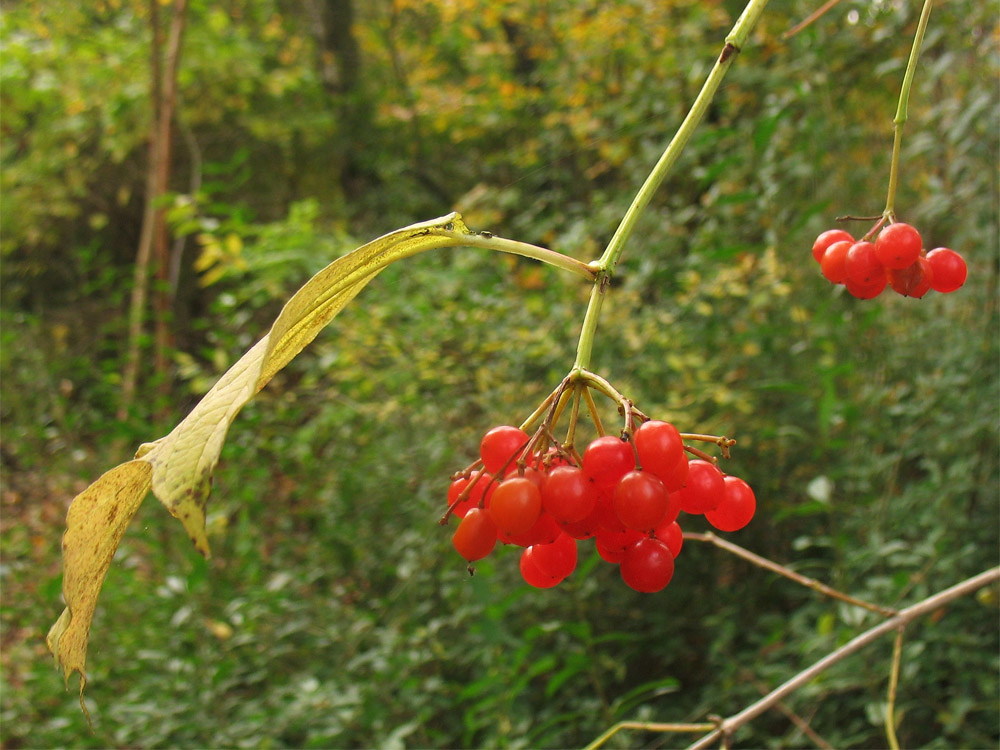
[49, 213, 486, 704]
[141, 213, 473, 557]
[46, 459, 152, 718]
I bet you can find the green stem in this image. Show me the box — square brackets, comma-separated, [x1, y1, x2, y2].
[571, 0, 769, 370]
[884, 0, 934, 219]
[450, 231, 597, 280]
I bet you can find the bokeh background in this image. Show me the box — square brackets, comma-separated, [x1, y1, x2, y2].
[2, 1, 997, 747]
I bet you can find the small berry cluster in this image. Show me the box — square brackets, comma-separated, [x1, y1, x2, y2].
[446, 421, 755, 594]
[812, 222, 967, 299]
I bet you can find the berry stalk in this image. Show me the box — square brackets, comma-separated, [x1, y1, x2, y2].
[883, 0, 934, 220]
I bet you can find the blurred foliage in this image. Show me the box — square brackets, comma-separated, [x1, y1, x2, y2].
[2, 0, 997, 748]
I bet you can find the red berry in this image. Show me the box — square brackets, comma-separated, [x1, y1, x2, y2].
[845, 241, 886, 286]
[926, 248, 967, 293]
[620, 537, 675, 593]
[519, 548, 562, 588]
[529, 532, 578, 579]
[812, 229, 854, 264]
[452, 508, 497, 561]
[875, 222, 922, 269]
[614, 470, 673, 531]
[480, 425, 529, 474]
[498, 510, 561, 547]
[541, 465, 598, 523]
[888, 255, 934, 298]
[489, 477, 542, 535]
[844, 274, 887, 299]
[654, 519, 684, 558]
[634, 420, 687, 490]
[447, 471, 494, 519]
[557, 501, 602, 539]
[594, 526, 645, 563]
[675, 459, 725, 514]
[704, 476, 756, 532]
[504, 463, 545, 489]
[820, 240, 852, 283]
[582, 435, 635, 487]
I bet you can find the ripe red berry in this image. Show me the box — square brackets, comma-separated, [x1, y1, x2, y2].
[820, 240, 852, 283]
[675, 459, 725, 514]
[926, 248, 967, 293]
[447, 471, 494, 519]
[582, 435, 635, 487]
[844, 274, 887, 300]
[452, 508, 497, 561]
[634, 420, 687, 490]
[594, 526, 645, 563]
[489, 477, 542, 535]
[875, 222, 922, 270]
[480, 425, 529, 474]
[812, 229, 854, 264]
[620, 537, 675, 593]
[845, 241, 886, 286]
[519, 547, 562, 588]
[654, 519, 684, 558]
[529, 532, 578, 579]
[498, 510, 561, 547]
[541, 465, 598, 523]
[704, 476, 757, 532]
[614, 470, 674, 531]
[888, 255, 934, 298]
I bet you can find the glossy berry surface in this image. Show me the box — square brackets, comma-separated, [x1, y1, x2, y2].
[634, 420, 688, 490]
[812, 229, 854, 264]
[620, 537, 675, 593]
[820, 240, 852, 284]
[519, 548, 562, 588]
[888, 256, 933, 298]
[654, 520, 684, 558]
[452, 508, 497, 561]
[845, 242, 885, 286]
[530, 532, 578, 579]
[613, 470, 670, 531]
[675, 459, 725, 514]
[480, 425, 529, 474]
[582, 436, 635, 487]
[704, 476, 756, 532]
[542, 465, 598, 523]
[875, 222, 923, 269]
[926, 248, 967, 293]
[489, 477, 542, 535]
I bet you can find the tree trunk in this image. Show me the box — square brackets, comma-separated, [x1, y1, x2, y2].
[119, 0, 189, 423]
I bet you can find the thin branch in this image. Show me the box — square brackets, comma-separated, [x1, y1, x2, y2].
[885, 626, 905, 750]
[685, 566, 1000, 749]
[583, 720, 717, 750]
[742, 671, 835, 750]
[783, 0, 844, 39]
[685, 531, 897, 617]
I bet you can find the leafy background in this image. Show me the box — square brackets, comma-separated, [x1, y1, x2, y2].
[2, 0, 997, 747]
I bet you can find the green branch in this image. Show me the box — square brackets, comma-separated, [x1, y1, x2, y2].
[884, 0, 934, 219]
[572, 0, 770, 371]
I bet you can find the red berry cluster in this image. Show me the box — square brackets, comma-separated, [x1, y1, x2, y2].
[446, 421, 755, 594]
[812, 222, 967, 299]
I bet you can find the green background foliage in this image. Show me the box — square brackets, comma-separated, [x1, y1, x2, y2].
[2, 0, 997, 747]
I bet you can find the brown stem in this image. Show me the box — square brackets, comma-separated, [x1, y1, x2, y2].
[782, 0, 844, 39]
[685, 566, 1000, 749]
[583, 721, 718, 750]
[742, 670, 835, 750]
[685, 531, 897, 616]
